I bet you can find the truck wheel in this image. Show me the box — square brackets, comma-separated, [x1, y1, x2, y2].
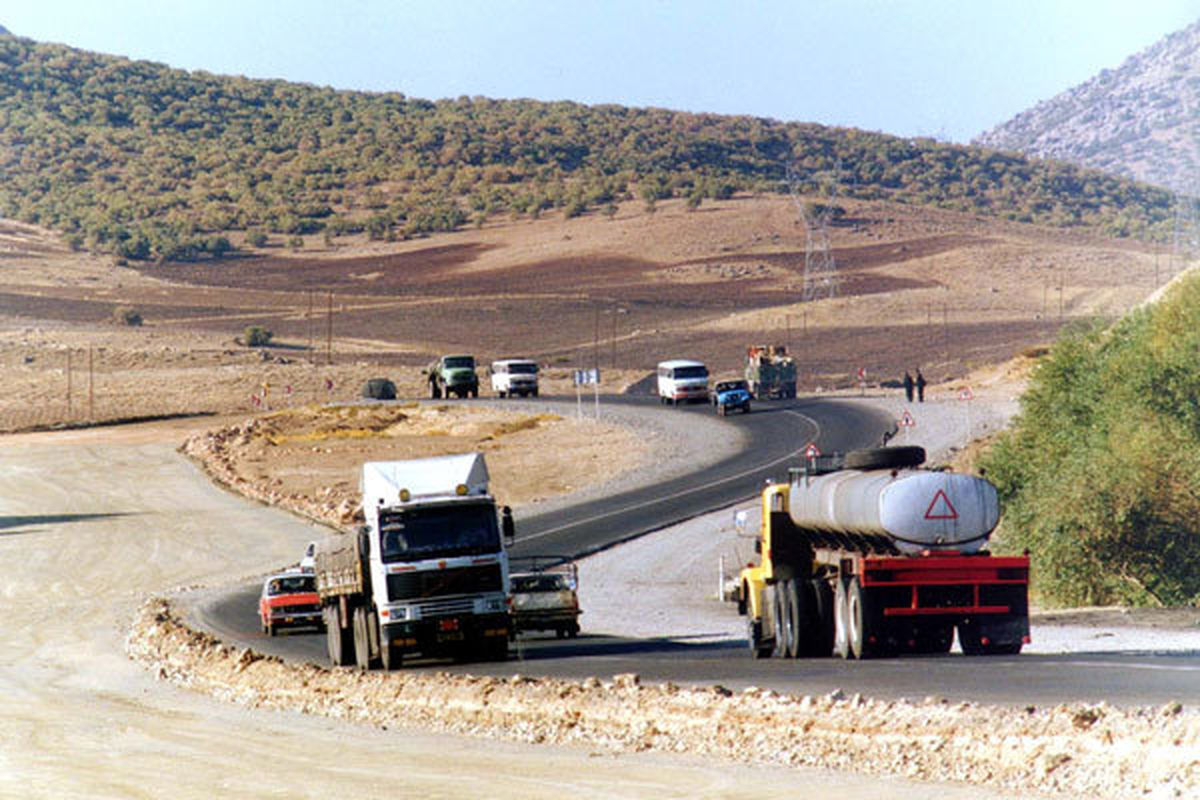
[531, 388, 539, 397]
[352, 606, 371, 671]
[844, 446, 926, 470]
[847, 578, 881, 659]
[380, 640, 401, 671]
[765, 585, 782, 658]
[773, 582, 794, 658]
[470, 386, 478, 398]
[833, 578, 850, 659]
[267, 622, 276, 637]
[747, 618, 770, 659]
[808, 578, 835, 657]
[325, 606, 352, 667]
[784, 579, 807, 658]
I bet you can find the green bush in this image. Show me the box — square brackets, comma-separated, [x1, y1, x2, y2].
[243, 325, 274, 347]
[981, 274, 1200, 607]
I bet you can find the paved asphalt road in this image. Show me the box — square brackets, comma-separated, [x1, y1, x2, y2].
[192, 395, 1200, 707]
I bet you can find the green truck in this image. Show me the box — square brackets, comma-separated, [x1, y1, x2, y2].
[427, 354, 479, 399]
[744, 345, 797, 399]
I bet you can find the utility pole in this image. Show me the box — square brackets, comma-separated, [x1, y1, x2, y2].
[326, 291, 333, 365]
[593, 306, 600, 372]
[307, 290, 314, 364]
[65, 349, 72, 420]
[87, 346, 94, 422]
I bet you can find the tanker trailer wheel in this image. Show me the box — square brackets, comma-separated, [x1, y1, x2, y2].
[844, 446, 926, 470]
[808, 578, 835, 657]
[832, 578, 850, 659]
[352, 606, 372, 671]
[747, 617, 771, 659]
[783, 579, 807, 658]
[847, 578, 882, 659]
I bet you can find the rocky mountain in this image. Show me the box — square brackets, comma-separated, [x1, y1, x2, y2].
[975, 20, 1200, 194]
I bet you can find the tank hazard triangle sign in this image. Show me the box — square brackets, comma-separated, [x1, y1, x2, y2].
[924, 489, 958, 520]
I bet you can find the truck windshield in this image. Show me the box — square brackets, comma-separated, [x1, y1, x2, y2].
[506, 362, 537, 374]
[378, 504, 500, 562]
[673, 366, 708, 379]
[443, 356, 474, 369]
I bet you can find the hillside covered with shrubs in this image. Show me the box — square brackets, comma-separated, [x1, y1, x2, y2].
[0, 32, 1180, 263]
[982, 274, 1200, 607]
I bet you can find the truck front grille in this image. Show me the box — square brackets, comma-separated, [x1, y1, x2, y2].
[386, 564, 503, 602]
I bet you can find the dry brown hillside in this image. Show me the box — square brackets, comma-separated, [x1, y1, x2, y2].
[0, 194, 1178, 430]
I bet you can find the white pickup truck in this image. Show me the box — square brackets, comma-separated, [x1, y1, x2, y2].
[509, 559, 581, 639]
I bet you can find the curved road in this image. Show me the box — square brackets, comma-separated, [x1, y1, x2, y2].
[194, 396, 1200, 707]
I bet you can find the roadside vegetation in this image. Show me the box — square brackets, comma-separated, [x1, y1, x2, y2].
[982, 273, 1200, 607]
[0, 33, 1179, 264]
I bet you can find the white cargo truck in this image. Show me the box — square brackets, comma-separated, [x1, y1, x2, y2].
[313, 453, 514, 669]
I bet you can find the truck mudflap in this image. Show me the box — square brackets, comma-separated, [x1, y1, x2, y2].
[382, 612, 510, 655]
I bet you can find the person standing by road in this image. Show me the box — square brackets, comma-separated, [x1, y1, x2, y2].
[903, 370, 914, 402]
[916, 369, 927, 403]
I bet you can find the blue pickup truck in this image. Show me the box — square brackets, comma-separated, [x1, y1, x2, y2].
[712, 379, 752, 416]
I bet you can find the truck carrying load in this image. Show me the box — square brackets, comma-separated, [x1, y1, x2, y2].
[737, 446, 1029, 660]
[744, 344, 796, 399]
[314, 453, 514, 670]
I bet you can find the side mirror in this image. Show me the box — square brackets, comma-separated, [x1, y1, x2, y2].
[754, 540, 762, 554]
[501, 505, 515, 542]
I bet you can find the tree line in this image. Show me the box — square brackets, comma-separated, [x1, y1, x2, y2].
[0, 34, 1181, 263]
[981, 274, 1200, 607]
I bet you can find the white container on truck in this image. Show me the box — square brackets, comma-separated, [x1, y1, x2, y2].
[313, 453, 514, 669]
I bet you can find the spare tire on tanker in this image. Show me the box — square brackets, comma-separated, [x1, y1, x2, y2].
[843, 446, 925, 471]
[362, 378, 397, 400]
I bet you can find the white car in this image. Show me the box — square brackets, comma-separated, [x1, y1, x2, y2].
[299, 540, 316, 573]
[490, 358, 539, 398]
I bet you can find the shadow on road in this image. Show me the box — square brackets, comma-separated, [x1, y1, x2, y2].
[0, 512, 132, 535]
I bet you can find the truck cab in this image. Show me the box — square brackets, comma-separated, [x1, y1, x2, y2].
[429, 354, 479, 399]
[657, 359, 709, 405]
[314, 454, 514, 670]
[490, 358, 539, 398]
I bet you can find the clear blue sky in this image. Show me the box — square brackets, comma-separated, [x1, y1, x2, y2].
[3, 1, 1197, 142]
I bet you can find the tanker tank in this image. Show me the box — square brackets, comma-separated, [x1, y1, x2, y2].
[787, 450, 1000, 555]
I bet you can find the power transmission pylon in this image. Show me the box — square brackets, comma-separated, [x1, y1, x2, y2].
[787, 162, 839, 302]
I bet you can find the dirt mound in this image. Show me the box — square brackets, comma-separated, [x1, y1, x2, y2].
[179, 403, 653, 527]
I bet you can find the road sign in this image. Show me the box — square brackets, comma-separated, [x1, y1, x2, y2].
[900, 410, 915, 428]
[924, 489, 959, 520]
[959, 386, 974, 401]
[804, 442, 821, 458]
[573, 368, 600, 386]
